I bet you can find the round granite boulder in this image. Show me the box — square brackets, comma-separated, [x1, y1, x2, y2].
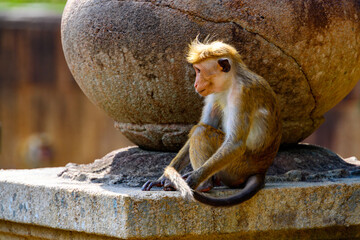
[61, 0, 360, 151]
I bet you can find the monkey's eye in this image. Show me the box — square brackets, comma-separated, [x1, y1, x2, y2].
[194, 67, 200, 73]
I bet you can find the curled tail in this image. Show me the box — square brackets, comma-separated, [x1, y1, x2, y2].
[164, 166, 194, 201]
[193, 174, 265, 207]
[164, 166, 264, 207]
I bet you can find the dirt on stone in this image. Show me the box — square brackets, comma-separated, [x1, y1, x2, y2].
[59, 144, 360, 187]
[267, 144, 360, 182]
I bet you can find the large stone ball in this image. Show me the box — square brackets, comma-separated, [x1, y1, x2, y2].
[61, 0, 360, 151]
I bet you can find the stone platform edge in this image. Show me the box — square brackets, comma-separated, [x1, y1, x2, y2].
[0, 167, 359, 239]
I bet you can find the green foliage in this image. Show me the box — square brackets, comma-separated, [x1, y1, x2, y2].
[0, 0, 66, 13]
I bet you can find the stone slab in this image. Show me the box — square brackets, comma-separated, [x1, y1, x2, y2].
[58, 146, 360, 188]
[0, 167, 360, 239]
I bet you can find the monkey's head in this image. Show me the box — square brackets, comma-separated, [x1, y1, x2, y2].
[187, 39, 244, 97]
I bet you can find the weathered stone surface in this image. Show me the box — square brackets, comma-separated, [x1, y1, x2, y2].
[61, 0, 360, 150]
[59, 145, 360, 187]
[268, 144, 360, 182]
[1, 167, 360, 239]
[60, 147, 178, 187]
[114, 123, 192, 151]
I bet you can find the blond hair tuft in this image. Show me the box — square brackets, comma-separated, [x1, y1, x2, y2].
[186, 38, 243, 65]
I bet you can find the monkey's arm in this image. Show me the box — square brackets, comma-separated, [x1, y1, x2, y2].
[187, 140, 246, 190]
[142, 140, 190, 191]
[187, 106, 251, 190]
[167, 139, 191, 171]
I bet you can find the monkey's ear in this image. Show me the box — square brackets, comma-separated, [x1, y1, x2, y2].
[218, 58, 231, 72]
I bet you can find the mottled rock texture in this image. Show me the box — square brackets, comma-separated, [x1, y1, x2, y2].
[2, 167, 360, 239]
[61, 0, 360, 151]
[59, 145, 360, 187]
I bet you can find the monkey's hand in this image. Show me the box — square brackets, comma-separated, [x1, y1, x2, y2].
[185, 168, 213, 191]
[185, 172, 200, 190]
[141, 176, 176, 191]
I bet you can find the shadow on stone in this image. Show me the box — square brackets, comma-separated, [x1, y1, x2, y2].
[267, 143, 360, 182]
[59, 144, 360, 187]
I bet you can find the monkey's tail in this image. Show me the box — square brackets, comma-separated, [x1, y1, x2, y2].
[192, 174, 265, 207]
[164, 166, 264, 207]
[164, 166, 194, 201]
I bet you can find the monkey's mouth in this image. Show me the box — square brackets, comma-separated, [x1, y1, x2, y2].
[197, 89, 208, 96]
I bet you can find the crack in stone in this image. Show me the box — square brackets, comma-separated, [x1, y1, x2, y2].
[155, 3, 317, 127]
[231, 22, 318, 130]
[117, 0, 319, 130]
[148, 2, 318, 124]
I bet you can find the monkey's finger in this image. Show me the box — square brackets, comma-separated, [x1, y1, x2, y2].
[141, 181, 152, 191]
[163, 179, 173, 188]
[163, 180, 177, 191]
[181, 171, 193, 180]
[185, 175, 197, 190]
[141, 180, 162, 191]
[161, 178, 167, 185]
[163, 186, 176, 191]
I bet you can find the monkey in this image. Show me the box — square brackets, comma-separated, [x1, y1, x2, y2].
[21, 133, 54, 168]
[142, 39, 282, 207]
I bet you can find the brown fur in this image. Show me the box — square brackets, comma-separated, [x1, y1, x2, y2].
[164, 166, 194, 201]
[142, 39, 282, 207]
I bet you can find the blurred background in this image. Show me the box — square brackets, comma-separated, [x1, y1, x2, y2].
[0, 0, 133, 169]
[0, 0, 359, 169]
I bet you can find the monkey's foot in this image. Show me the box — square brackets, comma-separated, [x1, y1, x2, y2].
[142, 177, 177, 191]
[196, 178, 214, 192]
[182, 171, 214, 191]
[141, 179, 164, 191]
[162, 172, 192, 191]
[163, 180, 177, 191]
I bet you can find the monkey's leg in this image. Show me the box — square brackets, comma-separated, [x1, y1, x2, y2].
[189, 123, 224, 192]
[142, 140, 190, 191]
[189, 123, 225, 168]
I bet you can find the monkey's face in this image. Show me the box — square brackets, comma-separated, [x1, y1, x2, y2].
[193, 58, 233, 97]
